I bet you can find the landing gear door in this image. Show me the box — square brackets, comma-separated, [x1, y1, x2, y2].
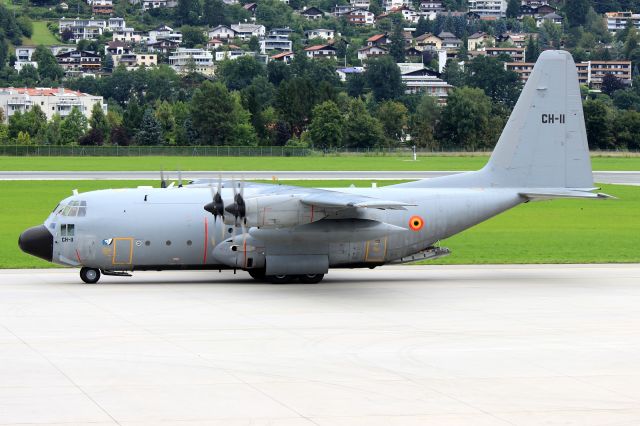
[365, 238, 387, 263]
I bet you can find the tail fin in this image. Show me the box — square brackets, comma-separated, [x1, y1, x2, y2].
[398, 50, 594, 189]
[483, 50, 593, 188]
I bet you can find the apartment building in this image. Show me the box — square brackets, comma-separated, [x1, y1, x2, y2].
[605, 11, 640, 34]
[169, 48, 214, 75]
[468, 0, 506, 18]
[0, 87, 106, 122]
[506, 60, 632, 88]
[55, 50, 102, 76]
[484, 47, 525, 62]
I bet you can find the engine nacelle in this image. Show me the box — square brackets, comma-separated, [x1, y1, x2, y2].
[223, 194, 327, 228]
[211, 235, 265, 270]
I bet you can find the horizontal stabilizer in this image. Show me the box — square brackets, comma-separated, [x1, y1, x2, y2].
[519, 189, 616, 201]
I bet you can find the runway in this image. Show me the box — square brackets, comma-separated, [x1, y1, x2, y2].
[1, 265, 639, 425]
[1, 170, 640, 185]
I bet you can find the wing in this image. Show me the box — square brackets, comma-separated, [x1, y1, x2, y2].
[300, 190, 415, 210]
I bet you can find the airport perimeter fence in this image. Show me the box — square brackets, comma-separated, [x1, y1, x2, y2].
[0, 145, 637, 157]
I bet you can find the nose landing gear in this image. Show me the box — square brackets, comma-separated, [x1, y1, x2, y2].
[80, 267, 101, 284]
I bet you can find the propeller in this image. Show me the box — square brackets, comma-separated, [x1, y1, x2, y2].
[225, 178, 246, 229]
[160, 168, 167, 188]
[204, 176, 227, 242]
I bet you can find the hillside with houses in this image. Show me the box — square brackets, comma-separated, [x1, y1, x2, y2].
[0, 0, 640, 150]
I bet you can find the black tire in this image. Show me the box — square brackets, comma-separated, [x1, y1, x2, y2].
[298, 274, 324, 284]
[248, 268, 266, 281]
[80, 267, 100, 284]
[268, 274, 295, 284]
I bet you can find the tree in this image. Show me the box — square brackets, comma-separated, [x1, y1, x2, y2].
[78, 128, 104, 146]
[583, 98, 614, 150]
[376, 101, 407, 143]
[267, 60, 291, 86]
[61, 27, 73, 42]
[110, 126, 130, 146]
[364, 56, 404, 101]
[181, 25, 207, 48]
[135, 108, 164, 145]
[389, 20, 406, 63]
[217, 56, 266, 91]
[102, 53, 114, 73]
[154, 100, 175, 142]
[539, 19, 562, 49]
[18, 64, 39, 86]
[60, 107, 88, 145]
[346, 73, 366, 97]
[255, 0, 293, 29]
[33, 45, 64, 81]
[439, 87, 492, 151]
[410, 94, 440, 149]
[123, 98, 144, 138]
[506, 0, 519, 19]
[442, 59, 464, 87]
[612, 109, 640, 150]
[601, 74, 626, 97]
[309, 101, 344, 149]
[465, 56, 521, 107]
[525, 36, 540, 63]
[613, 89, 640, 110]
[241, 76, 275, 139]
[190, 81, 257, 145]
[202, 0, 226, 27]
[176, 0, 201, 25]
[343, 99, 385, 148]
[275, 77, 316, 135]
[565, 0, 589, 27]
[89, 103, 109, 143]
[248, 36, 260, 52]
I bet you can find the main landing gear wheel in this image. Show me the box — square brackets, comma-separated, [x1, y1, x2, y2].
[268, 275, 295, 284]
[298, 274, 324, 284]
[80, 267, 101, 284]
[248, 268, 266, 281]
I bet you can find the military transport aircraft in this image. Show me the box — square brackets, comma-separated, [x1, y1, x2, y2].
[19, 50, 611, 284]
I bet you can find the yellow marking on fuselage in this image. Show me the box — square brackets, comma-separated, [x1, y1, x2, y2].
[112, 237, 134, 265]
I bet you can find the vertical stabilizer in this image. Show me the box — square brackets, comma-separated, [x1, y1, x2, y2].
[482, 50, 593, 188]
[396, 50, 594, 189]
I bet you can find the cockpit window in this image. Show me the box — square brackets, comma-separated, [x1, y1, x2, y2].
[58, 201, 87, 217]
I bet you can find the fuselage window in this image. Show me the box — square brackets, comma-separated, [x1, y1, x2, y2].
[60, 224, 75, 237]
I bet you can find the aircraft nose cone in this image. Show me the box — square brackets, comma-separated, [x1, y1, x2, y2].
[18, 225, 53, 262]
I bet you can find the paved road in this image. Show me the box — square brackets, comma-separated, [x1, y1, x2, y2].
[1, 265, 639, 425]
[1, 170, 640, 185]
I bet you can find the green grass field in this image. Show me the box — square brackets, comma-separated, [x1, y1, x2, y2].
[21, 21, 60, 46]
[2, 180, 637, 269]
[1, 155, 640, 171]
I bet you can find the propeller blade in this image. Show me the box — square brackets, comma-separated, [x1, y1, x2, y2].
[160, 169, 167, 188]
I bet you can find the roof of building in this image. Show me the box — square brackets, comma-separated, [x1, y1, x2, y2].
[337, 67, 364, 73]
[438, 31, 461, 41]
[358, 45, 387, 52]
[415, 32, 439, 42]
[302, 6, 323, 14]
[304, 44, 335, 51]
[243, 2, 256, 9]
[270, 51, 294, 59]
[0, 87, 92, 97]
[367, 33, 387, 42]
[468, 31, 491, 40]
[542, 12, 562, 19]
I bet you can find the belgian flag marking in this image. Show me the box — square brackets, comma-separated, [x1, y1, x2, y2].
[409, 216, 424, 232]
